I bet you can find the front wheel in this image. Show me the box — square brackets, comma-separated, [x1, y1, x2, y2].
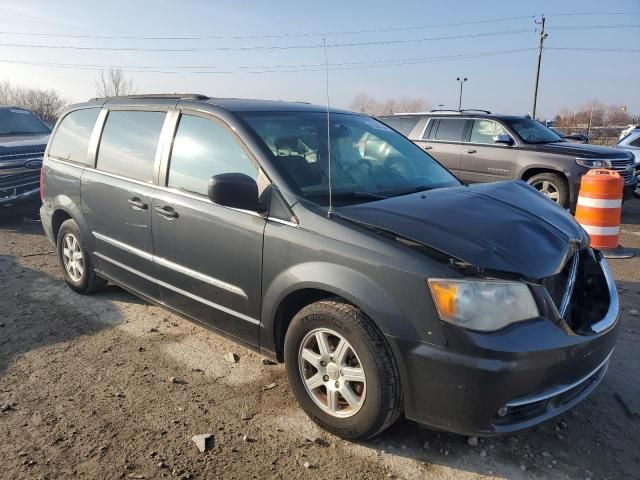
[284, 299, 403, 439]
[527, 172, 569, 208]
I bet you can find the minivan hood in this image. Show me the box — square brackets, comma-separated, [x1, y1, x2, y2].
[338, 181, 588, 279]
[526, 141, 630, 159]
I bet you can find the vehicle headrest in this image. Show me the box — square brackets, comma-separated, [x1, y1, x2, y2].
[274, 136, 300, 150]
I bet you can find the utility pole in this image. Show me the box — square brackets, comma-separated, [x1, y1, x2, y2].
[531, 14, 548, 119]
[456, 77, 467, 111]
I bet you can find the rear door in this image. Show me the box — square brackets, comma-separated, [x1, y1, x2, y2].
[459, 119, 517, 184]
[81, 108, 171, 299]
[151, 110, 267, 345]
[413, 117, 467, 175]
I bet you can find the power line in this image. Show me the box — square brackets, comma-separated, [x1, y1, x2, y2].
[0, 48, 537, 75]
[0, 15, 534, 40]
[548, 24, 640, 31]
[547, 47, 640, 53]
[546, 11, 640, 16]
[0, 29, 533, 52]
[2, 46, 637, 75]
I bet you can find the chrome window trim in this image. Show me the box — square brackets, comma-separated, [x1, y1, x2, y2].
[590, 258, 619, 333]
[559, 252, 580, 318]
[93, 231, 248, 298]
[505, 350, 612, 408]
[267, 217, 299, 227]
[94, 252, 259, 325]
[46, 155, 89, 168]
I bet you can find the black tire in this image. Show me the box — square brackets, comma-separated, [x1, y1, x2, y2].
[526, 172, 569, 208]
[56, 219, 107, 294]
[284, 298, 403, 439]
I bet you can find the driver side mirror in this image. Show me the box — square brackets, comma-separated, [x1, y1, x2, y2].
[493, 134, 514, 146]
[207, 173, 260, 211]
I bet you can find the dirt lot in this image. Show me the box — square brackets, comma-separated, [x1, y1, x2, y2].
[1, 203, 639, 480]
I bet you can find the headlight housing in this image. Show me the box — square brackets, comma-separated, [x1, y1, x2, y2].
[576, 158, 611, 169]
[428, 279, 539, 331]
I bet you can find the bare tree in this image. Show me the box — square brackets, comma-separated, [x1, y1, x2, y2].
[0, 80, 67, 125]
[349, 94, 430, 116]
[95, 68, 135, 97]
[350, 94, 379, 115]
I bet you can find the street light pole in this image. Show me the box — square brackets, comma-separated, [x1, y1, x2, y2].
[532, 14, 548, 119]
[456, 77, 467, 111]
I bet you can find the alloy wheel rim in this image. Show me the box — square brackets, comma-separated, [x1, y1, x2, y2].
[531, 180, 560, 202]
[298, 328, 366, 418]
[62, 233, 84, 282]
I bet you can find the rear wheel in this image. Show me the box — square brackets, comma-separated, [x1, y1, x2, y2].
[527, 172, 569, 208]
[56, 219, 107, 294]
[284, 298, 403, 439]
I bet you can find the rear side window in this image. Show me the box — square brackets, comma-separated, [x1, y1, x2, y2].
[48, 108, 100, 164]
[379, 116, 420, 136]
[431, 118, 467, 142]
[97, 110, 166, 182]
[167, 114, 257, 196]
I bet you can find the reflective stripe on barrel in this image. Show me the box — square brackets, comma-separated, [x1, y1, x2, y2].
[574, 169, 623, 249]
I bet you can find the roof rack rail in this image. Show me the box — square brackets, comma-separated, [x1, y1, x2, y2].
[428, 109, 462, 113]
[428, 109, 492, 114]
[91, 93, 209, 101]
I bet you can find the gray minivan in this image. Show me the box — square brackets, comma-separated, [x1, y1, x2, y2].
[40, 95, 618, 439]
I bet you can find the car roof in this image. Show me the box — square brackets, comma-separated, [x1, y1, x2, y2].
[81, 94, 352, 114]
[380, 111, 528, 121]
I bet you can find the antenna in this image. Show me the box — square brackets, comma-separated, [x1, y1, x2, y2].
[323, 37, 334, 217]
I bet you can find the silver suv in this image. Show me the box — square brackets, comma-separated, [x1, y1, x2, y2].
[380, 110, 636, 209]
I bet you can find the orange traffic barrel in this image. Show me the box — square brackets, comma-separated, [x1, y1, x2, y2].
[575, 169, 623, 250]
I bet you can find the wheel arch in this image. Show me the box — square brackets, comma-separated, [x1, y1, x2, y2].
[520, 167, 568, 185]
[261, 262, 406, 362]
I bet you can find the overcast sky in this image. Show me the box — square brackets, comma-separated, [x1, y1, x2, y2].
[0, 0, 638, 119]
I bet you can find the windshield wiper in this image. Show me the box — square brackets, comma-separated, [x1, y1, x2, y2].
[384, 185, 433, 198]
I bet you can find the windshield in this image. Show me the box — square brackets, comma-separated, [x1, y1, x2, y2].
[0, 108, 51, 135]
[239, 112, 459, 206]
[503, 118, 564, 144]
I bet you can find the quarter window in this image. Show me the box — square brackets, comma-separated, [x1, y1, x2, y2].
[380, 116, 420, 136]
[432, 119, 467, 142]
[629, 136, 640, 148]
[96, 110, 166, 182]
[168, 114, 257, 196]
[470, 120, 508, 144]
[48, 108, 100, 164]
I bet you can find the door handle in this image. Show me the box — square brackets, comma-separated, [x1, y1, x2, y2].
[128, 197, 148, 210]
[466, 149, 477, 154]
[154, 206, 178, 219]
[422, 145, 433, 150]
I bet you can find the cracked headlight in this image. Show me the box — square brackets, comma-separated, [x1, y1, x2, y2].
[428, 279, 539, 331]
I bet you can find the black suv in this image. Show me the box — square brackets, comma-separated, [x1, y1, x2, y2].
[0, 106, 51, 216]
[380, 110, 636, 210]
[40, 95, 618, 438]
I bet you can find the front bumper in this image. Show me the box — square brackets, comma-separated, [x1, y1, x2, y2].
[390, 258, 619, 436]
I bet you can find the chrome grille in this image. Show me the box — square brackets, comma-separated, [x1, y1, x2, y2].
[0, 147, 46, 162]
[609, 157, 634, 182]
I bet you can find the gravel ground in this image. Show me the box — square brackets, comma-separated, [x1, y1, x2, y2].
[1, 202, 639, 480]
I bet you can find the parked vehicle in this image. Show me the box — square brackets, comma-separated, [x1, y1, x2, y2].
[613, 128, 640, 199]
[550, 127, 589, 144]
[41, 95, 618, 438]
[380, 110, 636, 210]
[0, 106, 51, 216]
[619, 124, 640, 141]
